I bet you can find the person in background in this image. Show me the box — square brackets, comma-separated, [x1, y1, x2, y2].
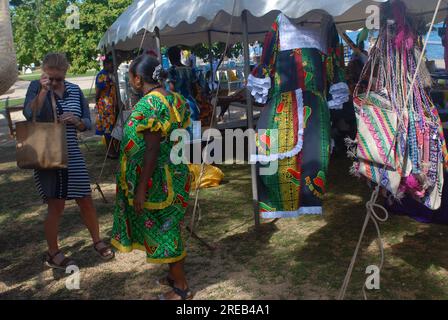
[111, 54, 193, 300]
[193, 68, 213, 127]
[146, 49, 159, 58]
[440, 16, 448, 72]
[23, 53, 114, 269]
[330, 44, 367, 155]
[205, 70, 218, 93]
[166, 46, 201, 122]
[95, 54, 119, 159]
[187, 52, 197, 68]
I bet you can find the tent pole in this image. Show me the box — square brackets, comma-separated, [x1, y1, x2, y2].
[155, 27, 162, 61]
[111, 43, 123, 108]
[208, 31, 214, 83]
[339, 31, 368, 61]
[242, 10, 260, 230]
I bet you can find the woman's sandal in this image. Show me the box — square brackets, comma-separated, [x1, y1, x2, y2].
[44, 251, 76, 270]
[156, 276, 175, 288]
[93, 240, 115, 260]
[159, 287, 195, 300]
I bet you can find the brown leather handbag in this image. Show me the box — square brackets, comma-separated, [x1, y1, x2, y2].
[15, 91, 68, 170]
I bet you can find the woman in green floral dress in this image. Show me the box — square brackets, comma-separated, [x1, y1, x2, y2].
[111, 54, 193, 300]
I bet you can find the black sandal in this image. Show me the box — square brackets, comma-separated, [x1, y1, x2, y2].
[44, 251, 76, 270]
[93, 241, 115, 260]
[159, 287, 194, 300]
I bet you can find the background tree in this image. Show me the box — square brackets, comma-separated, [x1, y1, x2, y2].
[189, 42, 243, 64]
[1, 0, 18, 95]
[10, 0, 132, 73]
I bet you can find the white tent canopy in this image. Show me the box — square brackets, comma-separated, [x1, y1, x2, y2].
[98, 0, 448, 51]
[107, 29, 156, 52]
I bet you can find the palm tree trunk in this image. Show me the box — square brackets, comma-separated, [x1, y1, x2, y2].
[0, 0, 18, 95]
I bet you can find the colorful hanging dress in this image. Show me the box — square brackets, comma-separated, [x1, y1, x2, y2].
[248, 13, 349, 219]
[95, 69, 117, 138]
[111, 91, 191, 263]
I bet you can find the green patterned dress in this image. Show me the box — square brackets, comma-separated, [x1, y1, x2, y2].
[111, 91, 191, 263]
[247, 13, 349, 219]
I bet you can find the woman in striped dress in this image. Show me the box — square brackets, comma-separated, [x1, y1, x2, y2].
[23, 53, 114, 269]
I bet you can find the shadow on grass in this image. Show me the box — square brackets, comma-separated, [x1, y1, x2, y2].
[0, 284, 37, 300]
[37, 223, 279, 300]
[0, 210, 116, 288]
[290, 156, 448, 299]
[0, 145, 17, 165]
[46, 271, 131, 300]
[2, 142, 448, 299]
[391, 226, 448, 271]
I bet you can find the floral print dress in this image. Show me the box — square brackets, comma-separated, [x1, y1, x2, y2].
[95, 69, 116, 138]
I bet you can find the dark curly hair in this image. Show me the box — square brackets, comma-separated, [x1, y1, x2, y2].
[129, 54, 166, 84]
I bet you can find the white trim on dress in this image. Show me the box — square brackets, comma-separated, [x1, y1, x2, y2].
[251, 88, 304, 163]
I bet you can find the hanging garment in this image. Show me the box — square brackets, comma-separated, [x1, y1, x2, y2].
[248, 13, 349, 219]
[349, 1, 448, 210]
[386, 168, 448, 224]
[95, 69, 117, 139]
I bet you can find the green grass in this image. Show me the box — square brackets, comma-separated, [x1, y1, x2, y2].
[18, 70, 97, 82]
[0, 97, 25, 110]
[0, 89, 95, 111]
[0, 142, 447, 299]
[18, 72, 42, 81]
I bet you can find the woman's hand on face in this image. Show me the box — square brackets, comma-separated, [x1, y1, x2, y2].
[40, 73, 51, 92]
[134, 186, 146, 214]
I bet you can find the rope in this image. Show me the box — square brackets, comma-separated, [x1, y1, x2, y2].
[337, 186, 388, 300]
[187, 0, 238, 245]
[337, 0, 443, 300]
[97, 136, 115, 184]
[138, 29, 148, 56]
[404, 0, 443, 108]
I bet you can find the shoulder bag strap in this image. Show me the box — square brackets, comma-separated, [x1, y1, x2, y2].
[50, 90, 59, 124]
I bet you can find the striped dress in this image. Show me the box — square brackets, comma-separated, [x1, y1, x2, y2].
[33, 81, 92, 201]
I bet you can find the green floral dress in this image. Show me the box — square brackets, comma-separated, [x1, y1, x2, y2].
[111, 91, 191, 263]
